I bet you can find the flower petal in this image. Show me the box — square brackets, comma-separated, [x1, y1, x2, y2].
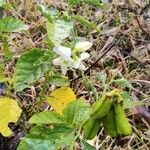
[75, 41, 93, 52]
[72, 59, 81, 69]
[80, 52, 90, 60]
[53, 46, 71, 60]
[52, 57, 63, 66]
[61, 65, 68, 75]
[79, 62, 86, 70]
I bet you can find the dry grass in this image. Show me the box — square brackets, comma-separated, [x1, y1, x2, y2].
[0, 0, 150, 149]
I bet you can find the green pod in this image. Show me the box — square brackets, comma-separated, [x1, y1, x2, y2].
[92, 98, 112, 119]
[102, 107, 119, 138]
[114, 103, 132, 135]
[92, 98, 104, 114]
[83, 118, 100, 140]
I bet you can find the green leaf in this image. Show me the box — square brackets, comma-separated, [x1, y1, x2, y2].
[71, 15, 99, 31]
[121, 92, 145, 109]
[0, 64, 4, 79]
[2, 36, 13, 60]
[0, 17, 28, 32]
[50, 74, 69, 86]
[83, 77, 98, 100]
[33, 50, 54, 66]
[29, 111, 66, 125]
[63, 100, 92, 126]
[37, 4, 59, 22]
[14, 49, 53, 91]
[113, 78, 133, 88]
[68, 0, 103, 7]
[17, 138, 55, 150]
[17, 125, 75, 150]
[46, 19, 73, 46]
[82, 141, 96, 150]
[0, 0, 3, 6]
[96, 71, 107, 84]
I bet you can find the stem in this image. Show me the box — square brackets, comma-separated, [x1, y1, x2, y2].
[70, 128, 82, 150]
[34, 70, 52, 112]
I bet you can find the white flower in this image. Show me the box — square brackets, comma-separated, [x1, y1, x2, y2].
[72, 52, 90, 70]
[53, 46, 71, 60]
[80, 52, 90, 60]
[75, 41, 93, 52]
[53, 41, 92, 75]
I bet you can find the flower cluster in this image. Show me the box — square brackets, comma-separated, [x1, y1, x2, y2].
[52, 41, 92, 75]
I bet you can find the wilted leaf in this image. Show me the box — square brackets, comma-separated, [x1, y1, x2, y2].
[47, 87, 76, 114]
[37, 4, 59, 22]
[14, 49, 53, 91]
[29, 111, 66, 125]
[63, 100, 92, 126]
[96, 71, 107, 84]
[68, 0, 103, 7]
[122, 92, 145, 109]
[17, 125, 75, 150]
[0, 97, 22, 136]
[46, 19, 73, 46]
[71, 15, 99, 31]
[113, 78, 132, 88]
[0, 17, 28, 32]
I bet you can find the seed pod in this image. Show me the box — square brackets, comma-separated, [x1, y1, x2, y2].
[114, 103, 132, 135]
[83, 118, 100, 140]
[92, 98, 112, 119]
[92, 98, 104, 114]
[102, 107, 119, 137]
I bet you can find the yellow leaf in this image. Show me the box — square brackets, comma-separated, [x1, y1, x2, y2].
[47, 86, 76, 114]
[0, 97, 22, 136]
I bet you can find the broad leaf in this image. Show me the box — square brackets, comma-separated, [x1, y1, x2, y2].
[47, 86, 76, 114]
[14, 49, 53, 91]
[33, 50, 54, 66]
[29, 111, 66, 125]
[17, 138, 55, 150]
[50, 74, 69, 86]
[46, 19, 73, 46]
[0, 17, 28, 32]
[17, 125, 75, 150]
[0, 97, 22, 136]
[63, 100, 92, 126]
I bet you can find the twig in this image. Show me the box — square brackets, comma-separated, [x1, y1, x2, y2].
[139, 2, 150, 15]
[122, 49, 146, 68]
[135, 17, 150, 39]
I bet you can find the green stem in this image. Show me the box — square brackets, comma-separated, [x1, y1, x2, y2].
[70, 127, 82, 150]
